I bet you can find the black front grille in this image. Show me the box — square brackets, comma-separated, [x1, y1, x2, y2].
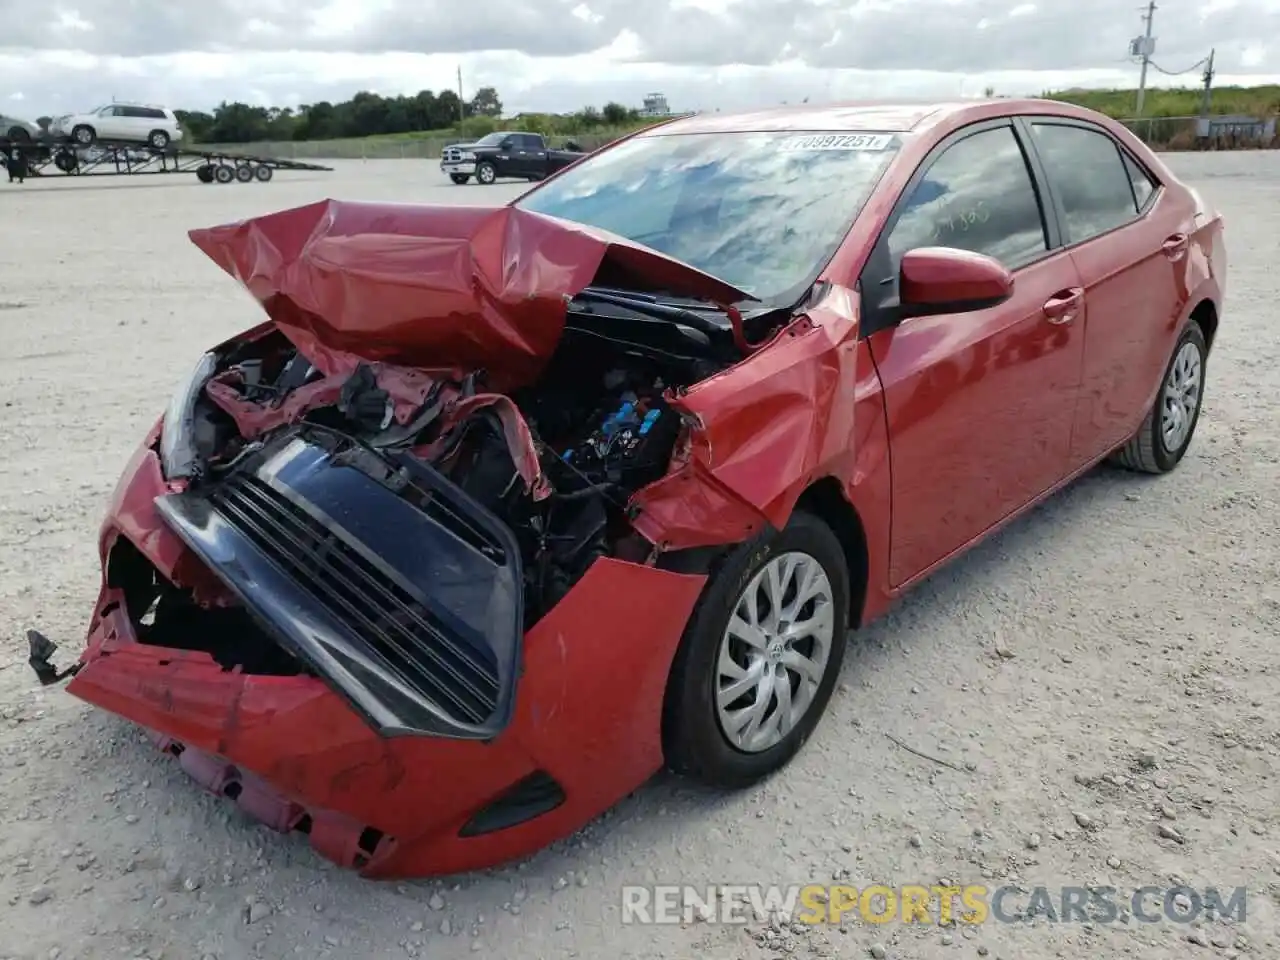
[208, 474, 500, 725]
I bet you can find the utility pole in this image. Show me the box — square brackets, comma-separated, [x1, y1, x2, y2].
[1132, 0, 1157, 116]
[1201, 47, 1216, 115]
[457, 65, 466, 123]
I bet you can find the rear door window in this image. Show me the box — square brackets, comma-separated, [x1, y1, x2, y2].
[1030, 122, 1141, 242]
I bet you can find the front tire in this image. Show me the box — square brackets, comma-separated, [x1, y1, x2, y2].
[1110, 320, 1208, 474]
[475, 160, 497, 184]
[450, 173, 470, 184]
[663, 511, 850, 788]
[6, 126, 30, 142]
[71, 124, 95, 146]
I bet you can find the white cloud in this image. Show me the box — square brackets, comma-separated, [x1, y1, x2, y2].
[1239, 43, 1266, 67]
[52, 10, 93, 32]
[0, 0, 1277, 118]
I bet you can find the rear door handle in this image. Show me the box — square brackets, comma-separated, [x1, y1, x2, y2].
[1162, 233, 1190, 260]
[1042, 287, 1084, 325]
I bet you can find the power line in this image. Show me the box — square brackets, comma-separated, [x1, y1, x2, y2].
[1148, 56, 1209, 76]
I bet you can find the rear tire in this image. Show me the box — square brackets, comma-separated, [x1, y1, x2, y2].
[234, 163, 253, 183]
[148, 130, 170, 150]
[196, 165, 214, 183]
[1110, 320, 1208, 474]
[213, 163, 234, 184]
[663, 511, 850, 789]
[254, 164, 273, 182]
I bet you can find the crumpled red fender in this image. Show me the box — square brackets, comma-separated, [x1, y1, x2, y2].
[629, 285, 863, 552]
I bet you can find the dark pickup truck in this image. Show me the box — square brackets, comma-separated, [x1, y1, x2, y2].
[440, 131, 585, 185]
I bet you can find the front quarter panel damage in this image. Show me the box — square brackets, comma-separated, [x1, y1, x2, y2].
[630, 284, 863, 552]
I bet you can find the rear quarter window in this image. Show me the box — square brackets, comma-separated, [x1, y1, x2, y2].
[1123, 152, 1157, 210]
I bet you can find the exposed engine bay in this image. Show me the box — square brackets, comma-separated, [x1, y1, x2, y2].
[176, 303, 732, 633]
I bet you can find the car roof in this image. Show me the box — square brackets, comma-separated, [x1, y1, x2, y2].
[640, 98, 1097, 137]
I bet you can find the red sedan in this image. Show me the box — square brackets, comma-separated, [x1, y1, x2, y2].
[31, 98, 1225, 879]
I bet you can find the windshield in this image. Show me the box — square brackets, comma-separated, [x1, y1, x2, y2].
[473, 132, 509, 147]
[516, 131, 899, 304]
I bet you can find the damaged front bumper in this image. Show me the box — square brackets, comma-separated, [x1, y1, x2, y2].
[57, 432, 708, 878]
[156, 423, 525, 741]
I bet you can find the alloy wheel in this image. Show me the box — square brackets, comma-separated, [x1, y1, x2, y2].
[1161, 340, 1202, 452]
[715, 551, 835, 753]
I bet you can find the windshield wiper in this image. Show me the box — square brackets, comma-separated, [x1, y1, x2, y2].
[574, 287, 729, 338]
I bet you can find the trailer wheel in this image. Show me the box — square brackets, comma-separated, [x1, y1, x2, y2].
[196, 164, 215, 183]
[53, 150, 78, 173]
[213, 163, 235, 184]
[71, 125, 95, 146]
[234, 163, 254, 183]
[254, 164, 273, 182]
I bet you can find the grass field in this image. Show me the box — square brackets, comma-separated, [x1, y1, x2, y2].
[1044, 84, 1280, 119]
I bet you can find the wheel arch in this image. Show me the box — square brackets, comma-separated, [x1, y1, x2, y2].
[793, 477, 870, 629]
[1190, 298, 1219, 355]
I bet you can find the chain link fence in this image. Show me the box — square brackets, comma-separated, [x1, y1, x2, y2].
[1118, 115, 1278, 150]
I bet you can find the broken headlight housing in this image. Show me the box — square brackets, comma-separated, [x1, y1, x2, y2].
[158, 351, 218, 480]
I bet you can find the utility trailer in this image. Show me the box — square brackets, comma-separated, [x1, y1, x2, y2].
[2, 138, 332, 183]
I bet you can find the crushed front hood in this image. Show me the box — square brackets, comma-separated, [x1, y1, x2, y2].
[189, 199, 754, 390]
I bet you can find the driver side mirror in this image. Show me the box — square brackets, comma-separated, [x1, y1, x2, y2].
[898, 247, 1014, 318]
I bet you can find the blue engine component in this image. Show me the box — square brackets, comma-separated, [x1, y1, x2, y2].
[556, 394, 678, 484]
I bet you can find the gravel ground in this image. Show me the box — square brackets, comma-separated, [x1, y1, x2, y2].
[0, 152, 1277, 960]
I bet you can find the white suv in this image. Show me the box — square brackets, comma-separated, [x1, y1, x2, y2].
[51, 104, 185, 150]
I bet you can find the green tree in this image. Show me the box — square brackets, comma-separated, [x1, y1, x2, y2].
[469, 86, 503, 117]
[436, 90, 465, 126]
[602, 102, 634, 125]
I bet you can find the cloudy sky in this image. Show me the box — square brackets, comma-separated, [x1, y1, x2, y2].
[0, 0, 1276, 119]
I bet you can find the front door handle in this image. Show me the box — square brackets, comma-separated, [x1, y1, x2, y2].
[1162, 233, 1190, 261]
[1043, 287, 1083, 325]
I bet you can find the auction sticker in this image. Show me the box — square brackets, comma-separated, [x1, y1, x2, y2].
[778, 133, 894, 151]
